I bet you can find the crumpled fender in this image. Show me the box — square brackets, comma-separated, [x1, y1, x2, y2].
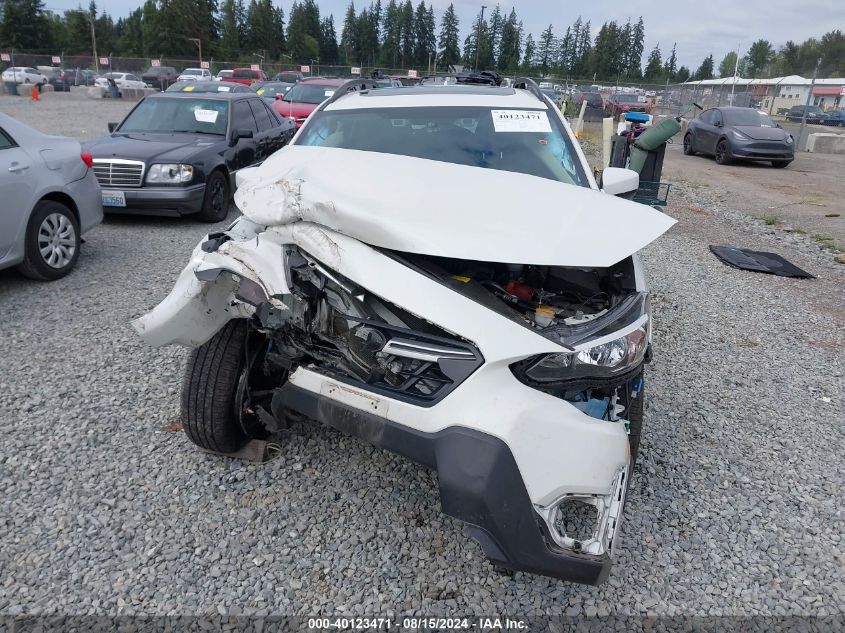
[131, 222, 292, 348]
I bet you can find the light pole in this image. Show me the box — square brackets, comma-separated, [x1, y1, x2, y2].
[188, 38, 202, 68]
[797, 57, 822, 152]
[310, 58, 319, 76]
[474, 5, 486, 72]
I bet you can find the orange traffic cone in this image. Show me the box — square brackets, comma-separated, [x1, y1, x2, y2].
[31, 85, 40, 101]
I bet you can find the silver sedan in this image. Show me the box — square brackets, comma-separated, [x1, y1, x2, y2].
[0, 113, 102, 280]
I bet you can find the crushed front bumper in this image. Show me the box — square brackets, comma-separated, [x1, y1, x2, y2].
[273, 380, 616, 585]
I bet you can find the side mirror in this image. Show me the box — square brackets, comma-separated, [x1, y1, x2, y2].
[230, 128, 254, 145]
[108, 122, 118, 133]
[714, 120, 723, 127]
[601, 167, 640, 197]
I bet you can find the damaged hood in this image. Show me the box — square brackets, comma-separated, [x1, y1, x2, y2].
[235, 146, 676, 268]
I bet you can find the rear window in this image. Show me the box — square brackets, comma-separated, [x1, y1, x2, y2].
[234, 69, 258, 79]
[296, 105, 588, 187]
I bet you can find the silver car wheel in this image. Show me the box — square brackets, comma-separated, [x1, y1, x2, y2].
[38, 212, 77, 269]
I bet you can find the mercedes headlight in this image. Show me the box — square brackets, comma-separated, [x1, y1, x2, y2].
[523, 316, 649, 383]
[146, 163, 194, 184]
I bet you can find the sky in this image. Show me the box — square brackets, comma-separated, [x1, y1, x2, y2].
[45, 0, 845, 72]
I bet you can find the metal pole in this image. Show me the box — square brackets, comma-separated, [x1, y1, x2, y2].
[474, 5, 486, 72]
[90, 12, 98, 73]
[797, 58, 821, 152]
[730, 45, 739, 105]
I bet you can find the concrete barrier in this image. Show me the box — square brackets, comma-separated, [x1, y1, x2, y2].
[88, 86, 106, 99]
[807, 133, 845, 154]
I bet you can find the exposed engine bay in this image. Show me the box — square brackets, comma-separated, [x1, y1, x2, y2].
[395, 252, 639, 332]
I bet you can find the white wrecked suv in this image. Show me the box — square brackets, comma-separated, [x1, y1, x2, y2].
[134, 79, 675, 584]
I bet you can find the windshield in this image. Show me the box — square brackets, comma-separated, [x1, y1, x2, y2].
[284, 84, 337, 104]
[614, 94, 643, 103]
[183, 69, 203, 76]
[296, 106, 588, 187]
[118, 97, 228, 135]
[724, 109, 776, 127]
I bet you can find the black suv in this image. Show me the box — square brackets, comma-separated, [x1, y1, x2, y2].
[786, 105, 828, 124]
[141, 66, 178, 90]
[84, 93, 296, 221]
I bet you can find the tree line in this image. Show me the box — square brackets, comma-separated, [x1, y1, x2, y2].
[1, 0, 843, 82]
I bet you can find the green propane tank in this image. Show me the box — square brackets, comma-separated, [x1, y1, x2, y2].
[632, 117, 682, 152]
[628, 146, 650, 174]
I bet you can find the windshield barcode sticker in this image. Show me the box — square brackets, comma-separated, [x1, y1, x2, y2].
[194, 109, 219, 123]
[491, 110, 552, 133]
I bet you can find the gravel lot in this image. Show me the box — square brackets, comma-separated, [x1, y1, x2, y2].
[1, 94, 844, 619]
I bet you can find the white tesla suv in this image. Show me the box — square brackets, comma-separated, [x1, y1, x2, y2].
[134, 78, 674, 584]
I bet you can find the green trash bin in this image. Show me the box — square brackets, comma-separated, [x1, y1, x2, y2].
[4, 81, 18, 96]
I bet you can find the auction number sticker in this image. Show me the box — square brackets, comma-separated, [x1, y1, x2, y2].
[491, 109, 551, 133]
[194, 108, 219, 123]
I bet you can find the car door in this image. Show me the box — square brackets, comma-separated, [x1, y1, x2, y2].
[262, 101, 296, 152]
[230, 99, 259, 170]
[694, 110, 717, 154]
[247, 98, 277, 162]
[0, 126, 37, 260]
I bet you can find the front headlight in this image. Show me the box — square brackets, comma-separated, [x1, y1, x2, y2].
[146, 163, 194, 184]
[523, 316, 649, 383]
[730, 129, 750, 140]
[786, 135, 794, 144]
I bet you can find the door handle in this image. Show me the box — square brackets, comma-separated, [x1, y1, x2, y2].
[8, 163, 30, 173]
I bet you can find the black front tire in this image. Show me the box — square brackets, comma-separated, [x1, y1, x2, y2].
[683, 133, 696, 155]
[714, 140, 732, 165]
[196, 170, 230, 223]
[181, 320, 251, 453]
[17, 200, 81, 281]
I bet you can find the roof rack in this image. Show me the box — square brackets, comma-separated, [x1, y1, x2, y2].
[512, 77, 544, 102]
[323, 79, 379, 106]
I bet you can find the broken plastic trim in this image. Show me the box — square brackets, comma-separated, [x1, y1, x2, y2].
[194, 267, 269, 307]
[534, 465, 628, 557]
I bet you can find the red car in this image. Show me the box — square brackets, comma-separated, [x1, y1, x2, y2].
[230, 68, 267, 86]
[272, 78, 346, 127]
[604, 93, 653, 118]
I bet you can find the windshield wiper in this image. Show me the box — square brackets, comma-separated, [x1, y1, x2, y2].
[171, 130, 223, 135]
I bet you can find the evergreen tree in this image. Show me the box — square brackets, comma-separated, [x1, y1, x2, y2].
[521, 32, 535, 73]
[412, 1, 434, 67]
[462, 8, 488, 69]
[1, 0, 50, 49]
[629, 17, 644, 78]
[398, 0, 413, 66]
[437, 2, 459, 69]
[556, 26, 573, 76]
[775, 41, 800, 76]
[643, 43, 663, 82]
[537, 24, 555, 75]
[287, 0, 320, 62]
[339, 1, 357, 63]
[218, 0, 241, 59]
[746, 39, 773, 77]
[718, 51, 742, 78]
[379, 0, 400, 66]
[694, 54, 714, 80]
[141, 0, 163, 57]
[675, 65, 690, 82]
[496, 8, 520, 72]
[319, 15, 338, 64]
[663, 43, 677, 82]
[486, 4, 502, 65]
[115, 8, 143, 56]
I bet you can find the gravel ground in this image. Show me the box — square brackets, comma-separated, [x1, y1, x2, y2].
[1, 97, 844, 619]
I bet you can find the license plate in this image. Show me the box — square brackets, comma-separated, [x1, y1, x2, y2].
[101, 190, 126, 207]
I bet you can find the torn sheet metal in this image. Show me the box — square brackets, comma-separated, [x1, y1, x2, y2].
[234, 146, 676, 268]
[709, 245, 814, 279]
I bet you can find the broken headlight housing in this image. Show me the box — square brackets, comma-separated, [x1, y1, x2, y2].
[517, 293, 650, 384]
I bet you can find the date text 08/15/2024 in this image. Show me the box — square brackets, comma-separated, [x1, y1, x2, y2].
[307, 617, 528, 630]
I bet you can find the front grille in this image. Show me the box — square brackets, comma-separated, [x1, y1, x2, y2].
[92, 159, 145, 187]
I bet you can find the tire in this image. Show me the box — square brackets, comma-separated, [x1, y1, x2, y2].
[181, 320, 251, 453]
[196, 169, 230, 223]
[17, 200, 80, 281]
[771, 160, 792, 168]
[714, 139, 732, 165]
[683, 133, 696, 155]
[627, 381, 645, 468]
